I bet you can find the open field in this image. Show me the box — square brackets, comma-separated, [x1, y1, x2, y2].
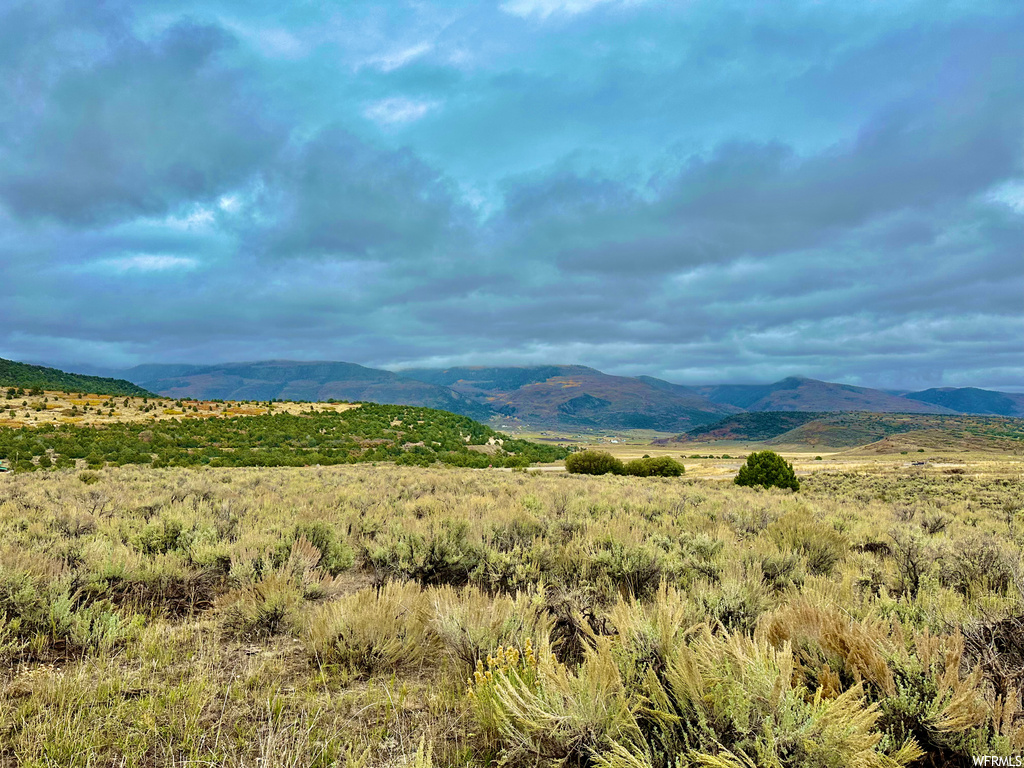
[520, 425, 1024, 482]
[1, 456, 1023, 767]
[0, 389, 357, 430]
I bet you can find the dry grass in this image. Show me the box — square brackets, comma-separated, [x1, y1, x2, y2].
[0, 456, 1021, 766]
[0, 389, 357, 430]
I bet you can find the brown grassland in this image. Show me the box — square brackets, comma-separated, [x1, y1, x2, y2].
[0, 413, 1023, 765]
[0, 390, 356, 430]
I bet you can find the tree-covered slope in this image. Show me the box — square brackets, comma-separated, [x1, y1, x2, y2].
[0, 403, 567, 471]
[677, 412, 826, 442]
[0, 357, 153, 397]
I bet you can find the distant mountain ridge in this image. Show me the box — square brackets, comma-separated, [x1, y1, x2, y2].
[902, 387, 1024, 417]
[30, 357, 1024, 432]
[655, 411, 1024, 452]
[400, 365, 739, 432]
[696, 376, 954, 414]
[120, 360, 491, 420]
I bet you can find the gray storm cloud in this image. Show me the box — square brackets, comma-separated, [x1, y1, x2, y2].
[0, 0, 1020, 390]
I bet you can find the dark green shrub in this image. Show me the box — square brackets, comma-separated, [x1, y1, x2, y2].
[564, 450, 624, 476]
[623, 456, 684, 477]
[734, 450, 800, 491]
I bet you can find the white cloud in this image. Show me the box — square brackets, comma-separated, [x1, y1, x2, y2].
[363, 97, 440, 125]
[218, 195, 242, 213]
[366, 42, 433, 72]
[986, 179, 1024, 214]
[99, 255, 199, 273]
[163, 206, 215, 230]
[222, 21, 310, 59]
[500, 0, 639, 19]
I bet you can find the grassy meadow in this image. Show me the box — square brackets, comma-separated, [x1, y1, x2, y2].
[0, 389, 355, 429]
[0, 454, 1022, 767]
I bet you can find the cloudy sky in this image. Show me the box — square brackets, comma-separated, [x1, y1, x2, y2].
[1, 0, 1021, 390]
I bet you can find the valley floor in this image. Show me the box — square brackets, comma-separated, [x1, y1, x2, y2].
[0, 458, 1022, 766]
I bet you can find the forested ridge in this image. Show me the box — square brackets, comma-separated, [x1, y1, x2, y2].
[0, 403, 567, 471]
[0, 357, 152, 397]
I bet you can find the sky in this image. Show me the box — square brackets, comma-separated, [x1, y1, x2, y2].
[0, 0, 1021, 390]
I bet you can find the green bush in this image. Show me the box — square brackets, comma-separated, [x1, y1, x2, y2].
[734, 450, 800, 491]
[292, 522, 354, 576]
[623, 456, 684, 477]
[364, 521, 481, 587]
[564, 450, 624, 476]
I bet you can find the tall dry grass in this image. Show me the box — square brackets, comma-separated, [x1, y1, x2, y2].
[0, 460, 1021, 765]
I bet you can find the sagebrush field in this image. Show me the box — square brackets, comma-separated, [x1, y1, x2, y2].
[1, 457, 1022, 766]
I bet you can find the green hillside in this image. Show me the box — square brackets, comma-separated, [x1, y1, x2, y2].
[0, 403, 568, 471]
[765, 413, 1024, 448]
[660, 411, 1024, 450]
[0, 357, 153, 397]
[680, 412, 825, 441]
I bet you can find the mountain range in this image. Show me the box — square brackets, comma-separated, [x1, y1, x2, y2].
[693, 378, 959, 414]
[398, 365, 740, 431]
[33, 359, 1021, 432]
[655, 411, 1024, 451]
[113, 360, 492, 420]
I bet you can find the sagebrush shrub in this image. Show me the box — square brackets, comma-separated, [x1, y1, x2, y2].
[303, 581, 434, 676]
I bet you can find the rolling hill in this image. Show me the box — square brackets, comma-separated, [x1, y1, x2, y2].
[120, 360, 492, 420]
[902, 387, 1024, 417]
[0, 357, 152, 397]
[400, 365, 739, 432]
[656, 411, 1024, 452]
[672, 412, 826, 442]
[27, 355, 1022, 435]
[696, 376, 955, 414]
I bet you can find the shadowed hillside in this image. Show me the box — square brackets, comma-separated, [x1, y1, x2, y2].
[903, 387, 1024, 417]
[401, 365, 738, 431]
[0, 357, 153, 397]
[657, 411, 1024, 452]
[666, 412, 826, 442]
[696, 376, 955, 414]
[121, 360, 492, 420]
